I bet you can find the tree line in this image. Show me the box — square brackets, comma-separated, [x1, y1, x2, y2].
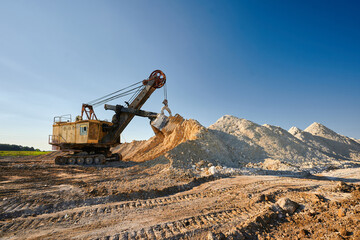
[0, 144, 40, 151]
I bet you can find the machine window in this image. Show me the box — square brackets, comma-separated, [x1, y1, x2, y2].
[80, 125, 88, 135]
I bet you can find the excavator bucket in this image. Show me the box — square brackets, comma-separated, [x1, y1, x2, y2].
[150, 114, 169, 132]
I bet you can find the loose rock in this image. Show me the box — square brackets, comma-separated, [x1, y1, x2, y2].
[276, 197, 299, 214]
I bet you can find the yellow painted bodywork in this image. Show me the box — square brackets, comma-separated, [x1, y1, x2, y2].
[52, 120, 111, 145]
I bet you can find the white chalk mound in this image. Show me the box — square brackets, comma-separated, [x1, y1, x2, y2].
[114, 114, 360, 171]
[290, 122, 360, 161]
[209, 115, 331, 166]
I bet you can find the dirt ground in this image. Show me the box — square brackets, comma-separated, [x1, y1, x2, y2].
[0, 154, 359, 240]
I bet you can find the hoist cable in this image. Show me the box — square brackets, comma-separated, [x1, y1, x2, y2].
[128, 85, 145, 104]
[92, 87, 142, 107]
[88, 83, 142, 106]
[164, 82, 167, 100]
[92, 87, 141, 107]
[86, 76, 167, 109]
[92, 85, 144, 107]
[87, 80, 143, 105]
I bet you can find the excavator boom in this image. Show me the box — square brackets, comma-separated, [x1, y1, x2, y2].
[100, 79, 157, 145]
[101, 70, 166, 145]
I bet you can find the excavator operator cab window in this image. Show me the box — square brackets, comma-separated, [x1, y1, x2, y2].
[80, 125, 88, 136]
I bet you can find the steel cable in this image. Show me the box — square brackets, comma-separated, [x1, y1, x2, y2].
[128, 85, 145, 104]
[164, 82, 167, 100]
[87, 81, 143, 105]
[92, 85, 143, 107]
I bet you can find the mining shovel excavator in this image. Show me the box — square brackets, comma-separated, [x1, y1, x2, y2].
[49, 70, 170, 165]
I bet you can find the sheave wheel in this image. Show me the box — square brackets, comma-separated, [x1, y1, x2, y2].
[149, 70, 166, 88]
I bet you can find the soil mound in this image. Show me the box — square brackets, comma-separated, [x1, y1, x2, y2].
[290, 123, 360, 161]
[112, 114, 205, 162]
[113, 114, 360, 171]
[208, 115, 333, 167]
[305, 122, 355, 145]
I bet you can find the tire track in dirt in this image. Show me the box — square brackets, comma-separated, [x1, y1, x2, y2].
[0, 175, 231, 221]
[0, 178, 315, 233]
[0, 190, 217, 233]
[0, 176, 322, 239]
[0, 179, 267, 236]
[26, 203, 265, 240]
[101, 204, 264, 240]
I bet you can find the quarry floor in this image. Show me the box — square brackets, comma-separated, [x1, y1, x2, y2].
[0, 154, 359, 240]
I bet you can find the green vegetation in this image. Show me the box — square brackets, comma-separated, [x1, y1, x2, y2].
[0, 151, 50, 156]
[0, 144, 50, 157]
[0, 143, 41, 151]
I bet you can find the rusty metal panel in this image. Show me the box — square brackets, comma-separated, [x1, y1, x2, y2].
[55, 123, 76, 143]
[87, 121, 100, 143]
[99, 121, 112, 140]
[68, 124, 76, 142]
[53, 125, 60, 141]
[61, 124, 69, 143]
[75, 122, 89, 143]
[51, 120, 112, 146]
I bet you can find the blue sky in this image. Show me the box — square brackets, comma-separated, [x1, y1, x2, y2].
[0, 0, 359, 150]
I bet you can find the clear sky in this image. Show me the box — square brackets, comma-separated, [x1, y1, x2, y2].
[0, 0, 359, 150]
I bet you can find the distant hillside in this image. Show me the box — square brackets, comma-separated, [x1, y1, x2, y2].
[0, 144, 40, 151]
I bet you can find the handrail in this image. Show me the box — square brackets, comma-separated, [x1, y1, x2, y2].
[48, 135, 67, 144]
[53, 114, 72, 123]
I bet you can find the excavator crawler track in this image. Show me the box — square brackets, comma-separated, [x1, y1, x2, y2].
[55, 153, 121, 165]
